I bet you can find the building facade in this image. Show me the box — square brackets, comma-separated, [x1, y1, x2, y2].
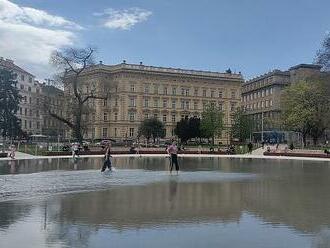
[68, 62, 243, 144]
[0, 57, 43, 135]
[241, 64, 323, 142]
[40, 84, 66, 138]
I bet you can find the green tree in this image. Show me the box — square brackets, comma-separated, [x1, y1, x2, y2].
[281, 79, 330, 146]
[0, 68, 23, 139]
[174, 116, 201, 143]
[200, 104, 224, 145]
[138, 118, 165, 143]
[231, 108, 253, 142]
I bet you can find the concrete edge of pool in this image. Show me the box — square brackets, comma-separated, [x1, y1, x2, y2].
[0, 153, 330, 162]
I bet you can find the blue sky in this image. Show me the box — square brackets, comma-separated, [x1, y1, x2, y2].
[1, 0, 329, 79]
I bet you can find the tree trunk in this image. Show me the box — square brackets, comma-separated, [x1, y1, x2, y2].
[74, 104, 83, 144]
[302, 133, 307, 148]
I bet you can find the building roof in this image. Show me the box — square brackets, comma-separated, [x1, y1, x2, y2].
[82, 62, 243, 81]
[0, 57, 34, 77]
[289, 64, 322, 71]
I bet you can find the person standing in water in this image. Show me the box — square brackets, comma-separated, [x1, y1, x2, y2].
[101, 144, 112, 172]
[167, 141, 179, 174]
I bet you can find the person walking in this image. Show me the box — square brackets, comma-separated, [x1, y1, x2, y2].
[9, 144, 16, 159]
[167, 141, 179, 174]
[101, 144, 112, 172]
[247, 142, 253, 154]
[72, 143, 79, 159]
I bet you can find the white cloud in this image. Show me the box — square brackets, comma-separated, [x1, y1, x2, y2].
[0, 0, 81, 78]
[95, 7, 152, 30]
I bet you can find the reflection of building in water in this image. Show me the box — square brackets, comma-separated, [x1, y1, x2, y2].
[52, 181, 243, 229]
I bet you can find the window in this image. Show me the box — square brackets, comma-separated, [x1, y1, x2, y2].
[24, 120, 27, 128]
[257, 91, 261, 98]
[144, 98, 149, 107]
[103, 113, 108, 121]
[36, 122, 40, 129]
[163, 100, 167, 108]
[218, 91, 223, 98]
[203, 89, 207, 97]
[154, 85, 158, 94]
[171, 114, 176, 122]
[270, 100, 273, 106]
[102, 128, 108, 138]
[181, 88, 185, 96]
[129, 97, 136, 107]
[163, 87, 168, 95]
[181, 100, 185, 109]
[29, 97, 32, 104]
[28, 87, 31, 92]
[29, 109, 32, 116]
[154, 99, 159, 108]
[29, 121, 32, 128]
[265, 100, 269, 107]
[261, 101, 264, 108]
[129, 128, 134, 137]
[185, 89, 189, 96]
[154, 113, 158, 119]
[185, 101, 189, 110]
[114, 113, 118, 121]
[129, 112, 135, 122]
[211, 90, 214, 98]
[144, 113, 149, 119]
[21, 74, 25, 81]
[20, 85, 24, 90]
[144, 85, 149, 94]
[194, 101, 198, 110]
[218, 102, 223, 111]
[36, 98, 39, 105]
[231, 103, 236, 111]
[163, 114, 167, 122]
[194, 88, 198, 96]
[262, 90, 265, 97]
[114, 128, 117, 137]
[266, 89, 269, 96]
[29, 77, 32, 83]
[36, 110, 39, 117]
[172, 100, 176, 109]
[130, 84, 135, 92]
[270, 88, 273, 95]
[115, 98, 118, 107]
[19, 107, 22, 115]
[172, 87, 176, 95]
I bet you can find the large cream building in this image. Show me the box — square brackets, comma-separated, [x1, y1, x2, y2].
[73, 62, 243, 144]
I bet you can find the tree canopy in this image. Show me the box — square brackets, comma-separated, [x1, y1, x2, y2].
[281, 78, 330, 145]
[315, 34, 330, 71]
[200, 104, 224, 145]
[0, 68, 23, 139]
[49, 47, 109, 143]
[231, 108, 253, 142]
[138, 118, 165, 142]
[174, 116, 201, 143]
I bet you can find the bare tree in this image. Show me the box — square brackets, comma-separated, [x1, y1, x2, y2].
[49, 47, 108, 144]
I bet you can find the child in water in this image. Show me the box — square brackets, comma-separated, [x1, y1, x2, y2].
[101, 144, 112, 172]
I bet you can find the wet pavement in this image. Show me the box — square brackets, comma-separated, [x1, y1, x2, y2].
[0, 157, 330, 248]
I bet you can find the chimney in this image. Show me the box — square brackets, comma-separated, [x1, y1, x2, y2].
[139, 62, 143, 65]
[5, 58, 14, 64]
[122, 60, 126, 64]
[99, 61, 103, 65]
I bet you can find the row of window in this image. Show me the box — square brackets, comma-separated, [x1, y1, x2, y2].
[19, 107, 40, 117]
[21, 119, 40, 129]
[101, 127, 135, 138]
[19, 74, 33, 84]
[130, 84, 237, 99]
[244, 100, 273, 110]
[242, 88, 273, 102]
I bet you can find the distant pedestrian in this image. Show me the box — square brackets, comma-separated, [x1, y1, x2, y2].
[261, 141, 265, 149]
[167, 141, 179, 174]
[247, 142, 253, 154]
[72, 143, 79, 159]
[9, 144, 16, 159]
[101, 144, 112, 172]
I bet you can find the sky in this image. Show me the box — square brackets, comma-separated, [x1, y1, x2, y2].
[0, 0, 329, 80]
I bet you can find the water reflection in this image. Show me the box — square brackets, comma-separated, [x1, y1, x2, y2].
[0, 157, 330, 248]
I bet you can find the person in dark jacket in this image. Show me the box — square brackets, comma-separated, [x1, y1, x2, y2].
[101, 144, 112, 172]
